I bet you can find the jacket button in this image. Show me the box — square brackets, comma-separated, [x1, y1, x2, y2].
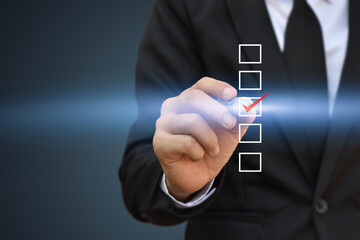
[315, 198, 328, 215]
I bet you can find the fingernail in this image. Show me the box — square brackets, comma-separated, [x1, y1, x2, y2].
[211, 145, 220, 156]
[223, 87, 235, 99]
[222, 113, 236, 128]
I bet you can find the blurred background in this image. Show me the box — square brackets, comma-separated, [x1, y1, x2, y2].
[0, 1, 185, 239]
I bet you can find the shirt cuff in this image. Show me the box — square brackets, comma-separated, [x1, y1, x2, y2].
[159, 173, 216, 209]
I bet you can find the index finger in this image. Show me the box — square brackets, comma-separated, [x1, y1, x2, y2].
[192, 77, 237, 101]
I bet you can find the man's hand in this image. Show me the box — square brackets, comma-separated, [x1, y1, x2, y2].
[153, 77, 255, 202]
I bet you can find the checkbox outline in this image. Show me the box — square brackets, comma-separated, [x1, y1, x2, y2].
[239, 123, 262, 143]
[239, 70, 262, 91]
[239, 44, 262, 64]
[238, 97, 262, 117]
[239, 152, 262, 172]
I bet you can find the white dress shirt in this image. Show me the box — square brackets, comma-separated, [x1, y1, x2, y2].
[160, 0, 349, 207]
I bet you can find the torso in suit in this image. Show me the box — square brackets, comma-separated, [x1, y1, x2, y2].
[120, 0, 360, 239]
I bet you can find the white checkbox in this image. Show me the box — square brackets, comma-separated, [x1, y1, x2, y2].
[239, 44, 262, 64]
[239, 123, 262, 143]
[238, 97, 262, 117]
[239, 152, 262, 172]
[239, 70, 262, 90]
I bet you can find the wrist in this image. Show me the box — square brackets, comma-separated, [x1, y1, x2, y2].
[165, 177, 194, 202]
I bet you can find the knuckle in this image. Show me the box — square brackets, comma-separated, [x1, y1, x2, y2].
[161, 97, 174, 112]
[155, 118, 161, 129]
[191, 148, 205, 161]
[198, 76, 210, 85]
[153, 132, 159, 147]
[152, 132, 162, 152]
[182, 137, 195, 150]
[153, 133, 167, 161]
[185, 89, 202, 103]
[185, 113, 202, 126]
[155, 116, 167, 129]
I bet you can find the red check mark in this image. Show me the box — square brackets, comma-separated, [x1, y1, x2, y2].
[242, 91, 271, 112]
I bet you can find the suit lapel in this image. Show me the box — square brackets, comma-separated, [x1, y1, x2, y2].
[225, 0, 315, 184]
[314, 0, 360, 199]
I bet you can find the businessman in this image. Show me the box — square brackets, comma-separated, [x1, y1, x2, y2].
[120, 0, 360, 239]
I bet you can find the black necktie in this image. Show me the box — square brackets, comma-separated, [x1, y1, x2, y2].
[284, 0, 329, 173]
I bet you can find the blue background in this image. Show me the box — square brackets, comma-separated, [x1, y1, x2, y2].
[0, 1, 185, 239]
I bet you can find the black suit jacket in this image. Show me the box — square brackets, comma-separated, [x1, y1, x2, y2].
[120, 0, 360, 239]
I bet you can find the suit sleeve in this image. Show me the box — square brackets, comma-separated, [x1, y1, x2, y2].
[119, 0, 226, 226]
